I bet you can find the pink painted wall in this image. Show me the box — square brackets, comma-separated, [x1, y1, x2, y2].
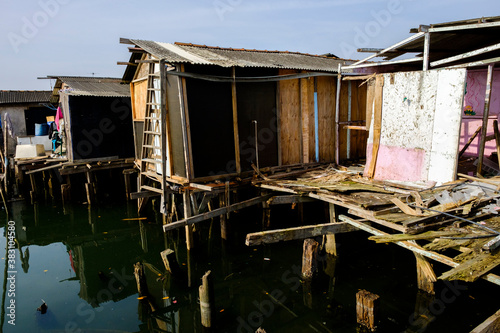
[365, 143, 426, 182]
[460, 69, 500, 157]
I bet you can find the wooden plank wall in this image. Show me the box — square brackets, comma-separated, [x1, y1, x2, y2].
[279, 72, 368, 165]
[317, 76, 336, 162]
[279, 69, 302, 165]
[132, 79, 147, 121]
[301, 75, 315, 163]
[350, 82, 368, 159]
[338, 80, 368, 161]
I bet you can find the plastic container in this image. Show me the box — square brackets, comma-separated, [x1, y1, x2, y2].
[35, 123, 49, 136]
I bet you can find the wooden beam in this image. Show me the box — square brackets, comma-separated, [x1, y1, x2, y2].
[459, 126, 482, 157]
[231, 67, 241, 174]
[268, 195, 316, 205]
[477, 64, 495, 175]
[423, 32, 430, 71]
[448, 56, 500, 69]
[179, 64, 194, 180]
[120, 38, 134, 44]
[117, 61, 138, 66]
[343, 57, 423, 70]
[366, 76, 384, 178]
[245, 222, 357, 246]
[428, 20, 500, 33]
[350, 32, 425, 66]
[25, 162, 66, 175]
[163, 194, 273, 232]
[335, 64, 342, 164]
[431, 42, 500, 68]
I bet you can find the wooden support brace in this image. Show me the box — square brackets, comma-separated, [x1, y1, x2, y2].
[245, 222, 357, 246]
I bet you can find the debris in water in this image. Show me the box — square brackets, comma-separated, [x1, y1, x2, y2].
[37, 300, 47, 314]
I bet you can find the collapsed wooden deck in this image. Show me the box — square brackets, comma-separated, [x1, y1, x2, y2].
[250, 164, 500, 287]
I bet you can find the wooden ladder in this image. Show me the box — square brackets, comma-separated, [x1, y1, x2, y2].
[138, 59, 168, 212]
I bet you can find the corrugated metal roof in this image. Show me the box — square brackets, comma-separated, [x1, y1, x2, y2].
[48, 76, 130, 97]
[129, 39, 348, 72]
[0, 90, 52, 105]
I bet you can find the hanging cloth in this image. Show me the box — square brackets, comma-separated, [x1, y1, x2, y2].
[55, 107, 63, 131]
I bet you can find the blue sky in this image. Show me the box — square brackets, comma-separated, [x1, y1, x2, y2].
[0, 0, 498, 90]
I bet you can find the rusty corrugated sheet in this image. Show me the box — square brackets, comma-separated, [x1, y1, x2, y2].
[50, 76, 130, 97]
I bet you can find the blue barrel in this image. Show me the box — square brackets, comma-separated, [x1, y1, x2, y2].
[35, 123, 49, 136]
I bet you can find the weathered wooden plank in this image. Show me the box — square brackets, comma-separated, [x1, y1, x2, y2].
[470, 309, 500, 333]
[365, 76, 384, 178]
[369, 231, 464, 243]
[439, 251, 500, 282]
[231, 67, 241, 174]
[245, 222, 357, 246]
[268, 195, 316, 205]
[163, 194, 273, 232]
[459, 125, 481, 157]
[279, 69, 301, 165]
[130, 190, 161, 200]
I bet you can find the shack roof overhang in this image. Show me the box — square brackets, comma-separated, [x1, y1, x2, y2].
[119, 39, 355, 82]
[42, 76, 131, 100]
[0, 90, 53, 105]
[343, 16, 500, 71]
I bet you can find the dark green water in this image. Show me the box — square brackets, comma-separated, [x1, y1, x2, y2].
[0, 200, 498, 333]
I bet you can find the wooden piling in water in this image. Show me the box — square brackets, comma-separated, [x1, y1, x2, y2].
[199, 270, 215, 329]
[219, 193, 228, 240]
[29, 173, 37, 204]
[356, 289, 379, 332]
[183, 190, 194, 250]
[160, 249, 183, 279]
[302, 238, 319, 280]
[325, 203, 338, 256]
[123, 169, 135, 200]
[134, 262, 149, 297]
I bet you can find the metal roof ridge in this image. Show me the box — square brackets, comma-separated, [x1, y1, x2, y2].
[173, 41, 340, 59]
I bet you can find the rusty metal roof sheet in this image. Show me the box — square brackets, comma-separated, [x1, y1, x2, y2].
[129, 39, 348, 72]
[0, 90, 52, 105]
[48, 76, 130, 97]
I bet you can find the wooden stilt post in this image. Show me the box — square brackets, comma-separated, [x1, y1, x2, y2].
[29, 173, 37, 204]
[123, 169, 135, 201]
[477, 64, 495, 175]
[160, 249, 184, 279]
[302, 238, 319, 280]
[134, 262, 149, 297]
[415, 252, 436, 294]
[183, 190, 194, 250]
[356, 289, 380, 332]
[85, 171, 94, 205]
[325, 203, 338, 256]
[199, 270, 215, 329]
[219, 193, 228, 240]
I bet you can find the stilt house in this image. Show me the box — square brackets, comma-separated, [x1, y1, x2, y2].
[46, 76, 135, 162]
[119, 39, 367, 205]
[339, 16, 500, 183]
